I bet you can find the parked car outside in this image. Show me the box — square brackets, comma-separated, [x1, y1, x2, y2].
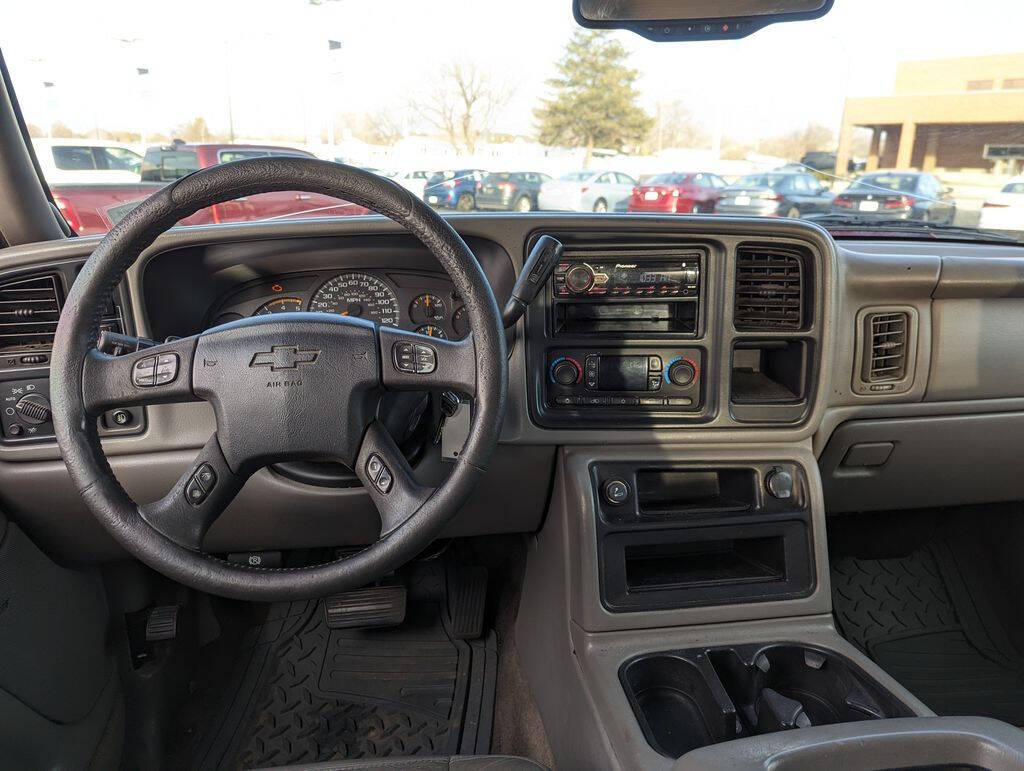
[799, 151, 866, 174]
[537, 170, 637, 213]
[830, 171, 956, 223]
[714, 172, 833, 218]
[474, 171, 553, 212]
[50, 182, 163, 235]
[140, 143, 368, 224]
[627, 171, 728, 214]
[389, 169, 432, 199]
[977, 177, 1024, 231]
[33, 139, 143, 184]
[423, 169, 487, 211]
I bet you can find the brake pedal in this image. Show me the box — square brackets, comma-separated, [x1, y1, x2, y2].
[446, 565, 488, 640]
[145, 605, 179, 642]
[324, 585, 407, 629]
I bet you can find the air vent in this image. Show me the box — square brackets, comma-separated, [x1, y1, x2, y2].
[734, 248, 803, 330]
[0, 273, 62, 353]
[864, 311, 908, 382]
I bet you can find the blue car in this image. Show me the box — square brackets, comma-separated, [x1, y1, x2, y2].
[423, 169, 487, 211]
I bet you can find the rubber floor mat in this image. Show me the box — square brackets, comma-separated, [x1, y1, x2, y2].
[832, 542, 1024, 725]
[192, 598, 497, 770]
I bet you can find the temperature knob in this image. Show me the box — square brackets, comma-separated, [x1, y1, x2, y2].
[564, 264, 595, 294]
[550, 358, 582, 386]
[14, 393, 51, 424]
[667, 359, 696, 387]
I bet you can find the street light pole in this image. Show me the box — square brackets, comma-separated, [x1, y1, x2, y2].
[327, 39, 342, 152]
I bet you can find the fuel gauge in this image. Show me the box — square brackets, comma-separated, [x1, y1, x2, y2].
[416, 324, 447, 339]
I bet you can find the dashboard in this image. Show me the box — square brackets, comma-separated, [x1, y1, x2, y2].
[207, 269, 470, 340]
[0, 213, 1023, 562]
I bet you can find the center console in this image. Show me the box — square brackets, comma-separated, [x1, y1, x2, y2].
[526, 230, 822, 431]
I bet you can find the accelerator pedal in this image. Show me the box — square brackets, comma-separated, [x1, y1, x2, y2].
[446, 564, 488, 640]
[324, 585, 407, 629]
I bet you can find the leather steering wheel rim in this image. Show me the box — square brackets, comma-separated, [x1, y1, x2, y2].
[50, 157, 507, 601]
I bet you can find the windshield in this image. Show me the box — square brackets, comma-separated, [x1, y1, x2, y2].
[2, 0, 1022, 240]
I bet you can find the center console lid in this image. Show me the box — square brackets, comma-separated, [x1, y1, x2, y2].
[674, 716, 1024, 771]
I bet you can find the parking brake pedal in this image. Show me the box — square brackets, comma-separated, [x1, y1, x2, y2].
[324, 585, 407, 629]
[446, 565, 488, 640]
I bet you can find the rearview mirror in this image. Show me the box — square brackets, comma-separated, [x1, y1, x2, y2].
[573, 0, 833, 41]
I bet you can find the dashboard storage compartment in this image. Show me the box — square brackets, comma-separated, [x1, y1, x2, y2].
[603, 522, 810, 610]
[730, 340, 811, 424]
[622, 644, 914, 759]
[595, 462, 814, 612]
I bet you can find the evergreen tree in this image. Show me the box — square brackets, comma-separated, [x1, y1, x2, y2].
[535, 31, 653, 168]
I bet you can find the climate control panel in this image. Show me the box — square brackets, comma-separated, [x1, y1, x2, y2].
[545, 347, 703, 410]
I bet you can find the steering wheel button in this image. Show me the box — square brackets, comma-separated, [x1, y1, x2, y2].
[185, 478, 208, 506]
[196, 463, 217, 489]
[365, 454, 384, 481]
[157, 353, 177, 366]
[374, 466, 393, 494]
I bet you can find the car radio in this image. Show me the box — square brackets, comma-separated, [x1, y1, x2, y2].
[553, 256, 700, 298]
[550, 251, 702, 336]
[546, 348, 703, 410]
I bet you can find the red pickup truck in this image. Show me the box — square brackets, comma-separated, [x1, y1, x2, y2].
[50, 143, 368, 235]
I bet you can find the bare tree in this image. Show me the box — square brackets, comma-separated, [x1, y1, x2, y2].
[646, 100, 710, 153]
[363, 108, 406, 146]
[410, 63, 511, 154]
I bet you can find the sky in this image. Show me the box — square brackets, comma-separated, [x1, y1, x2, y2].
[2, 0, 1022, 147]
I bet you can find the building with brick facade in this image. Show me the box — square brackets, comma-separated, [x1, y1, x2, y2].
[836, 53, 1024, 176]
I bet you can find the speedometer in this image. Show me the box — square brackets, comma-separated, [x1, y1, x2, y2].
[309, 273, 400, 327]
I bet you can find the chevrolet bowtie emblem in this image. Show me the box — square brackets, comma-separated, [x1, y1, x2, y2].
[249, 345, 321, 371]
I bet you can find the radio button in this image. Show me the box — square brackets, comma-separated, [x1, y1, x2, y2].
[565, 264, 596, 294]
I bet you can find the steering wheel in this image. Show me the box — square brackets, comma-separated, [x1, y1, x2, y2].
[50, 158, 507, 601]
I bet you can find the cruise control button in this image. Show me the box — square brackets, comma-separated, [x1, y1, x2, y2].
[374, 466, 393, 493]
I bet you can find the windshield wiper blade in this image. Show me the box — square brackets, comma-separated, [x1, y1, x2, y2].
[804, 213, 1021, 243]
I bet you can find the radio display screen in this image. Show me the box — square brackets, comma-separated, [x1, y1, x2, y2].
[598, 355, 649, 391]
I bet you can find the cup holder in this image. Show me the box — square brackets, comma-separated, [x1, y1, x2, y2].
[621, 643, 914, 759]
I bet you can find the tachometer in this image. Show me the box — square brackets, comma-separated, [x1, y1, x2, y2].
[254, 297, 304, 315]
[309, 273, 400, 327]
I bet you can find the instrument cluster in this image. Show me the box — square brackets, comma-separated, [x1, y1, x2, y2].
[209, 269, 469, 340]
